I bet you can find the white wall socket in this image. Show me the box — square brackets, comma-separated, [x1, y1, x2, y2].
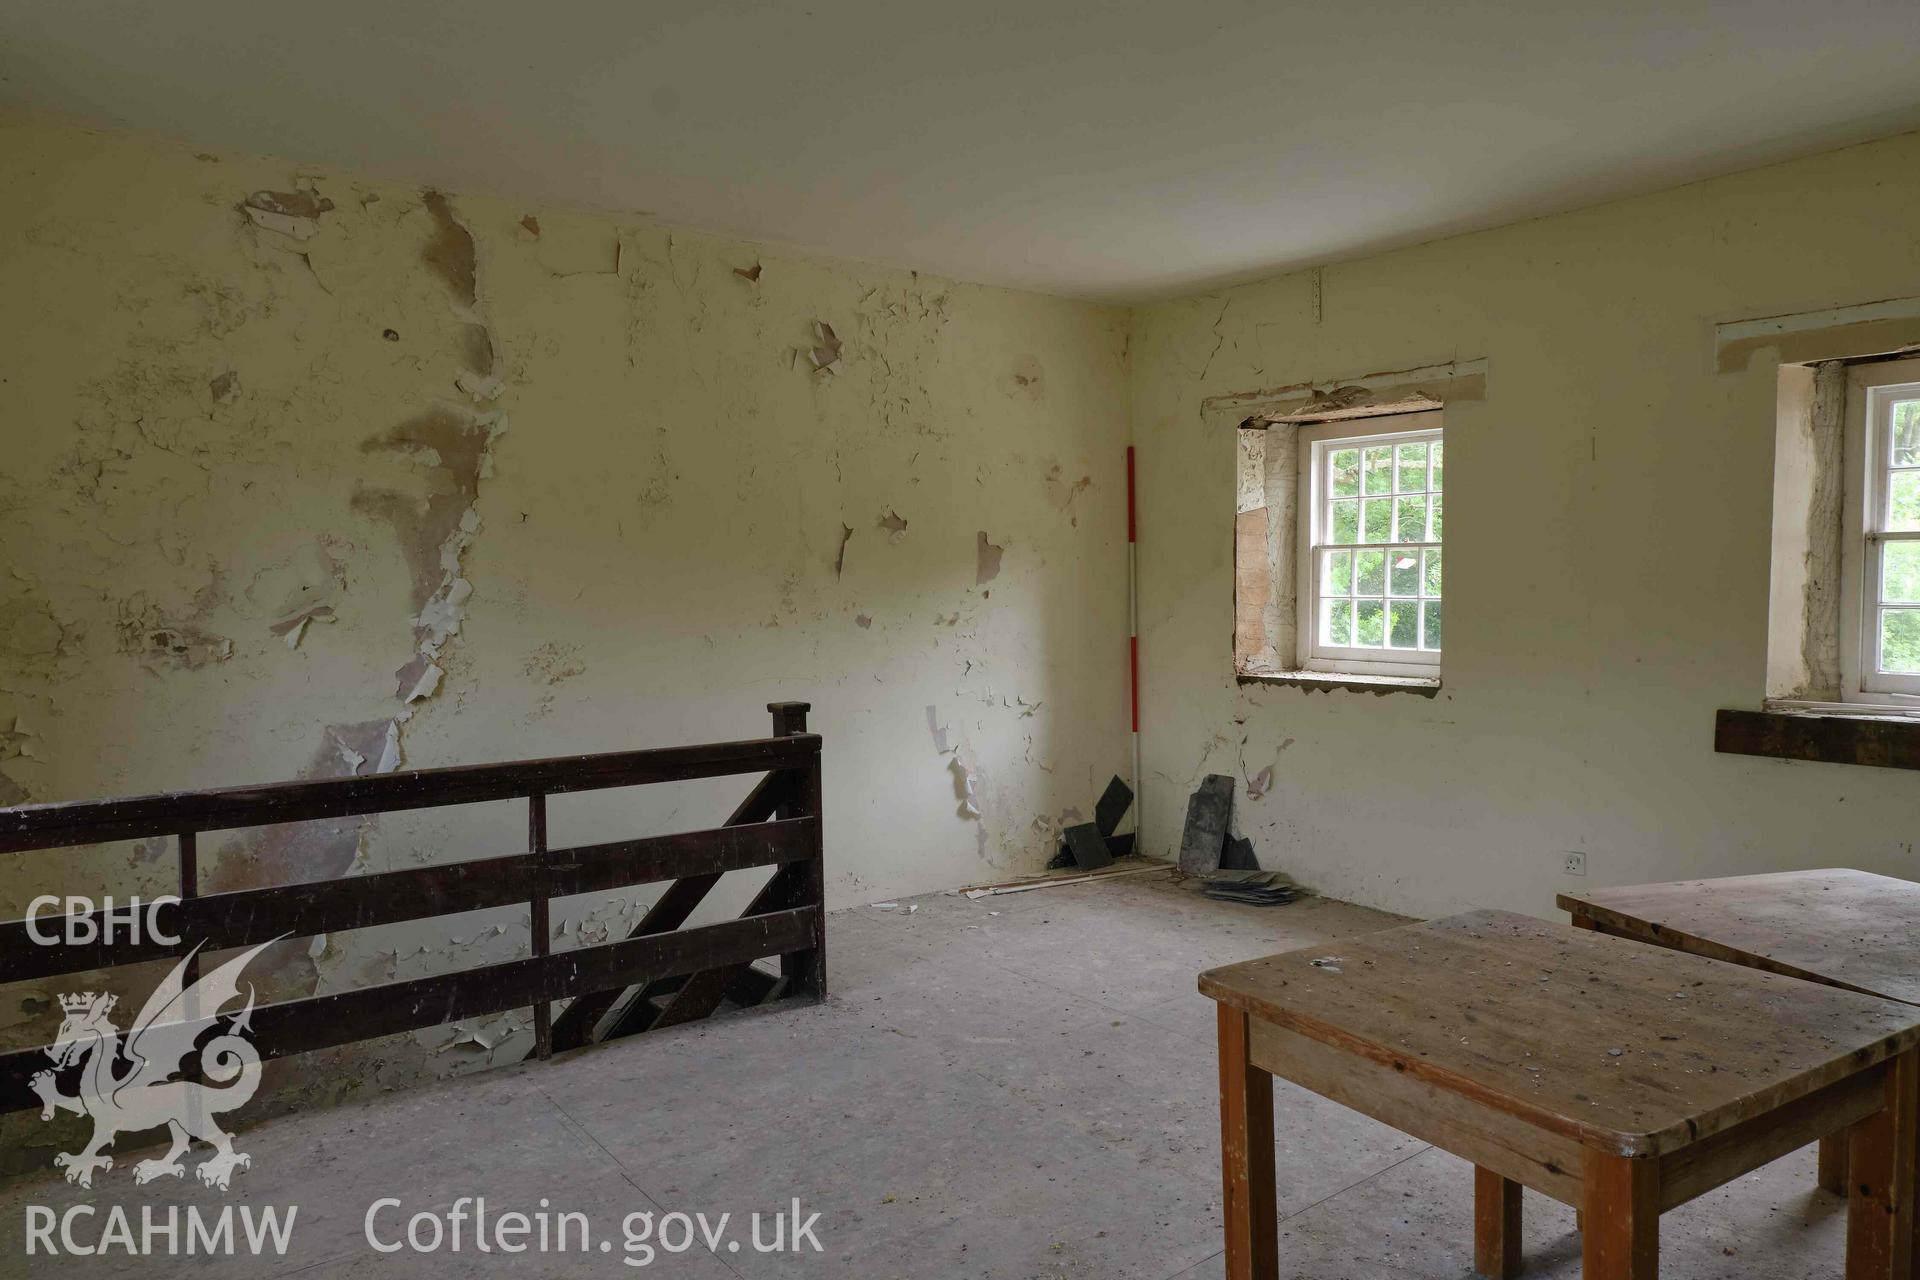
[1562, 852, 1587, 876]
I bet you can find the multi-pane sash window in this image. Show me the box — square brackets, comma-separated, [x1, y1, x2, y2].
[1297, 413, 1443, 675]
[1848, 364, 1920, 699]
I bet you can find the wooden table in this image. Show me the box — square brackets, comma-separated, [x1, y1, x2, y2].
[1200, 909, 1920, 1280]
[1562, 870, 1920, 1197]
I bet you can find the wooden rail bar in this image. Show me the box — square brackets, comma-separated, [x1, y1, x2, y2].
[0, 818, 817, 983]
[0, 703, 826, 1106]
[0, 906, 819, 1114]
[0, 734, 820, 853]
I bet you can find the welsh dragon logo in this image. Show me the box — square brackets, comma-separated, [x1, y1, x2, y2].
[31, 939, 274, 1190]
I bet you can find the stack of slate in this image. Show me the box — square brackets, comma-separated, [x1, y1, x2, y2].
[1176, 774, 1300, 904]
[1178, 774, 1237, 874]
[1199, 869, 1299, 906]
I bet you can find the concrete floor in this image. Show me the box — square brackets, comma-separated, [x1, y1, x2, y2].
[1, 872, 1851, 1278]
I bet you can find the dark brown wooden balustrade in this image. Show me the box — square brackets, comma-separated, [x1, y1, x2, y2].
[0, 702, 825, 1113]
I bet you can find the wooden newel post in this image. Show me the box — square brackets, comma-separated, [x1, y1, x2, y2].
[767, 701, 825, 1001]
[180, 830, 200, 1085]
[529, 791, 552, 1059]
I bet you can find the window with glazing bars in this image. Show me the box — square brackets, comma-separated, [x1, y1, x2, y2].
[1297, 412, 1443, 675]
[1844, 361, 1920, 701]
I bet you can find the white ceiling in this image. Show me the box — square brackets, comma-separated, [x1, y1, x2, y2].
[5, 2, 1920, 301]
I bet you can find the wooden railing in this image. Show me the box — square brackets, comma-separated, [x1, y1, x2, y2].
[0, 701, 824, 1113]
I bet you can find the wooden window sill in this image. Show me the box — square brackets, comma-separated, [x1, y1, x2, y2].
[1237, 670, 1440, 698]
[1716, 707, 1920, 770]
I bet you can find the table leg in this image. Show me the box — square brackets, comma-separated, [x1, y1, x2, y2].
[1582, 1150, 1658, 1279]
[1474, 1166, 1523, 1279]
[1908, 1049, 1920, 1273]
[1847, 1049, 1917, 1280]
[1824, 1131, 1853, 1195]
[1217, 1004, 1278, 1280]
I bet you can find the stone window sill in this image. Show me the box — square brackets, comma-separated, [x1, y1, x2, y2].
[1236, 670, 1441, 698]
[1716, 707, 1920, 770]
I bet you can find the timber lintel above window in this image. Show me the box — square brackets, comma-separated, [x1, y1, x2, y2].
[1206, 357, 1487, 425]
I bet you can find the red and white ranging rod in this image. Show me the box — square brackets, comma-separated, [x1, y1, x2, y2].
[1127, 445, 1141, 840]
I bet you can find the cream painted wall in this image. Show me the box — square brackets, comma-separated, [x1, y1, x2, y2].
[1131, 129, 1920, 920]
[10, 104, 1920, 1148]
[0, 117, 1128, 1139]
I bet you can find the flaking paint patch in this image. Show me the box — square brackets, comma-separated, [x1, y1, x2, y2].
[1043, 463, 1092, 526]
[807, 320, 842, 374]
[420, 191, 478, 308]
[0, 715, 37, 805]
[456, 323, 496, 380]
[366, 189, 511, 723]
[950, 754, 981, 817]
[950, 747, 989, 859]
[242, 188, 335, 240]
[834, 523, 854, 578]
[1246, 764, 1274, 801]
[0, 594, 79, 673]
[523, 642, 586, 685]
[206, 719, 399, 896]
[1010, 354, 1043, 395]
[394, 655, 445, 702]
[352, 409, 499, 616]
[976, 531, 1004, 585]
[115, 593, 232, 670]
[269, 603, 336, 649]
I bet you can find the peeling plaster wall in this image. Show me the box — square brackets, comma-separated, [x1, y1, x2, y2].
[1130, 129, 1920, 920]
[0, 116, 1129, 1146]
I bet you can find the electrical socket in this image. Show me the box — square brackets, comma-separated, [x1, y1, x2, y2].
[1562, 852, 1587, 876]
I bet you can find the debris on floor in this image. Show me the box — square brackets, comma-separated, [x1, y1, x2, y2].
[1177, 773, 1234, 874]
[960, 856, 1171, 898]
[1048, 773, 1137, 868]
[1220, 833, 1258, 870]
[1199, 869, 1300, 906]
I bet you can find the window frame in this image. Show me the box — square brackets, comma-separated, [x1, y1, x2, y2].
[1294, 411, 1444, 677]
[1841, 358, 1920, 705]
